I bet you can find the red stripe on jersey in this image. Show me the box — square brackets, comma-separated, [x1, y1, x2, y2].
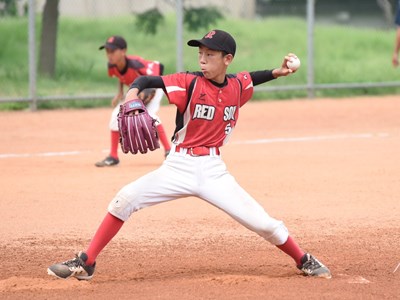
[162, 72, 253, 148]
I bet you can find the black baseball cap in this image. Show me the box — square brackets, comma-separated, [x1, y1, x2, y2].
[99, 35, 127, 50]
[187, 29, 236, 57]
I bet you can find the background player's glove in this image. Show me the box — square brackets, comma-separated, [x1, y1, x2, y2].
[138, 88, 156, 106]
[117, 99, 160, 154]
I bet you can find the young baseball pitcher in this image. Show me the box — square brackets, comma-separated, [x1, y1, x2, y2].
[48, 30, 331, 279]
[95, 35, 171, 167]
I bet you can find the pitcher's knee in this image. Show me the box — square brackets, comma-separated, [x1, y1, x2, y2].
[108, 187, 141, 221]
[255, 220, 289, 245]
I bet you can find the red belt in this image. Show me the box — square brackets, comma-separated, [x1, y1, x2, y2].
[175, 146, 220, 156]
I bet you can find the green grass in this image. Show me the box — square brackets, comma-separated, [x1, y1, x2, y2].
[0, 15, 399, 110]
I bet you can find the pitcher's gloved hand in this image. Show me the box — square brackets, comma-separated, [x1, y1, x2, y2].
[117, 99, 160, 154]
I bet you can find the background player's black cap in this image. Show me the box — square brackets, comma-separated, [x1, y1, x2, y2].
[187, 29, 236, 57]
[99, 35, 127, 50]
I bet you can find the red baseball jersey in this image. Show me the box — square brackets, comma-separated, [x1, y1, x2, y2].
[108, 55, 162, 86]
[162, 72, 254, 148]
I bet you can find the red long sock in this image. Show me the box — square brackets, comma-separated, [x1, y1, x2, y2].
[276, 236, 305, 266]
[156, 124, 171, 151]
[85, 213, 124, 265]
[110, 130, 120, 159]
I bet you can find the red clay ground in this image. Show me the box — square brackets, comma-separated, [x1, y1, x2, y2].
[0, 96, 399, 299]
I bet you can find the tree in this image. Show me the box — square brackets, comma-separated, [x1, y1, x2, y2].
[184, 7, 224, 32]
[135, 3, 224, 35]
[1, 0, 17, 16]
[38, 0, 59, 77]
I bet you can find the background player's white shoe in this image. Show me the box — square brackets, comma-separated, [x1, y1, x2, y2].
[297, 253, 331, 278]
[47, 251, 96, 280]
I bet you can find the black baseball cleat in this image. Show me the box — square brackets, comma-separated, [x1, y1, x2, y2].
[297, 253, 331, 278]
[95, 156, 119, 167]
[47, 251, 96, 280]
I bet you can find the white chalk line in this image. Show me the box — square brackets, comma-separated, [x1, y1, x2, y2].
[394, 262, 400, 273]
[232, 132, 389, 145]
[0, 132, 389, 159]
[337, 273, 371, 284]
[0, 151, 88, 159]
[348, 276, 371, 284]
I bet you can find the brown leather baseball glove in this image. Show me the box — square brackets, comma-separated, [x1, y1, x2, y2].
[117, 99, 160, 154]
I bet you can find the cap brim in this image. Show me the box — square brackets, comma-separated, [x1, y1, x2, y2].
[187, 39, 225, 53]
[98, 44, 119, 50]
[187, 39, 202, 47]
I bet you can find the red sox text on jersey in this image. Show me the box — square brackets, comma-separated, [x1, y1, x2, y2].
[162, 72, 253, 148]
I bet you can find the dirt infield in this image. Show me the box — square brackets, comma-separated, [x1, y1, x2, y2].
[0, 96, 399, 299]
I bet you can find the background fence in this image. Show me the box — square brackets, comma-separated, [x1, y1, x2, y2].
[1, 0, 400, 110]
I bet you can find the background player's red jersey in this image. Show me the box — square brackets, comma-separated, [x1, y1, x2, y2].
[108, 55, 162, 86]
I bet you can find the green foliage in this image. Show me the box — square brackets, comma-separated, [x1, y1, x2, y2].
[134, 8, 164, 35]
[1, 0, 17, 16]
[134, 6, 224, 36]
[0, 102, 29, 111]
[0, 0, 27, 16]
[1, 15, 400, 110]
[184, 7, 224, 32]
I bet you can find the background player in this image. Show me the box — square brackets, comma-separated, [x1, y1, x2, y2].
[48, 29, 331, 280]
[95, 35, 171, 167]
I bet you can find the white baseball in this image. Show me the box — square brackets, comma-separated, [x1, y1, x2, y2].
[287, 56, 301, 71]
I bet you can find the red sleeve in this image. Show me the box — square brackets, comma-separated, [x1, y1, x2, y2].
[237, 71, 254, 107]
[162, 73, 197, 113]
